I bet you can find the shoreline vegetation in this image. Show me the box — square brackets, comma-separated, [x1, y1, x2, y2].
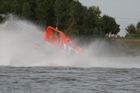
[108, 38, 140, 56]
[0, 0, 120, 37]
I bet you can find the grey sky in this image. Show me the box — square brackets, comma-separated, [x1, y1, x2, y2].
[79, 0, 140, 36]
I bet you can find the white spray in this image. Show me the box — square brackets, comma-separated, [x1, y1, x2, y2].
[0, 15, 140, 68]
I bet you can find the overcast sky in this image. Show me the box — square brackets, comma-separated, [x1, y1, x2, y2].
[79, 0, 140, 36]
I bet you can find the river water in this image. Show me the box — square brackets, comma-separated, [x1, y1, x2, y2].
[0, 67, 140, 93]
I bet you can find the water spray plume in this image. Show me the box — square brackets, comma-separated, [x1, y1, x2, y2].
[0, 15, 140, 68]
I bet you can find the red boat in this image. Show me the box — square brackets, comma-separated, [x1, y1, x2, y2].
[44, 26, 82, 54]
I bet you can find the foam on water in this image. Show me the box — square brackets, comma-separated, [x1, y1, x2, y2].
[0, 15, 140, 68]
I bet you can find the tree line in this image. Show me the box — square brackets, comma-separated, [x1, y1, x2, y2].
[0, 0, 120, 38]
[125, 21, 140, 38]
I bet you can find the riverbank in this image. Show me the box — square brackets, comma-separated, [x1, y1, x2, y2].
[110, 38, 140, 56]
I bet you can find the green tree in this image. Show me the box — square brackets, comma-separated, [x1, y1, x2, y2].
[54, 0, 72, 30]
[10, 0, 20, 14]
[136, 21, 140, 33]
[83, 6, 102, 35]
[0, 0, 12, 13]
[22, 2, 32, 19]
[67, 1, 85, 35]
[125, 21, 140, 38]
[126, 24, 137, 34]
[35, 0, 55, 26]
[102, 15, 120, 35]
